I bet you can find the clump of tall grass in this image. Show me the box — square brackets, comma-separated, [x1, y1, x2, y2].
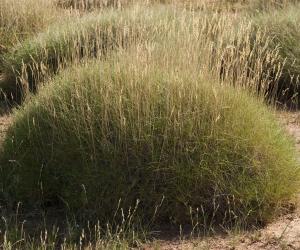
[2, 50, 299, 227]
[195, 7, 300, 107]
[0, 6, 276, 104]
[2, 2, 300, 107]
[0, 0, 64, 55]
[0, 5, 178, 102]
[172, 12, 286, 106]
[204, 1, 300, 107]
[57, 0, 130, 10]
[251, 4, 300, 107]
[157, 0, 300, 12]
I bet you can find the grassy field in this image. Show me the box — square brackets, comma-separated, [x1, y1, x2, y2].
[1, 0, 300, 249]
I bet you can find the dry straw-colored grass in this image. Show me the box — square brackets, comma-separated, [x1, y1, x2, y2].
[2, 50, 299, 227]
[1, 0, 300, 249]
[0, 0, 66, 53]
[0, 3, 292, 105]
[57, 0, 131, 10]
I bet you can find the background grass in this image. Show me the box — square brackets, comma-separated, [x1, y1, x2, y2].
[0, 0, 65, 55]
[2, 1, 300, 106]
[251, 5, 300, 107]
[1, 0, 300, 249]
[0, 4, 287, 105]
[56, 0, 131, 10]
[0, 4, 180, 102]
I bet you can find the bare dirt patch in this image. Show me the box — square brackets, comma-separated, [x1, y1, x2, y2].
[143, 214, 300, 249]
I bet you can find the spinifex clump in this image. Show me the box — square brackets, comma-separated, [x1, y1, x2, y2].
[0, 5, 180, 103]
[0, 11, 139, 101]
[252, 5, 300, 107]
[2, 55, 299, 226]
[0, 0, 62, 54]
[2, 3, 300, 108]
[57, 0, 130, 10]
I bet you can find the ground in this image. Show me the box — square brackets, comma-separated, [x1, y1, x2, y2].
[143, 211, 300, 249]
[0, 109, 300, 249]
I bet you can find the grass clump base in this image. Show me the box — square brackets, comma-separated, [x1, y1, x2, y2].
[1, 55, 299, 228]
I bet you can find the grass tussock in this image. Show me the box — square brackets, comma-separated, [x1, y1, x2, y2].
[0, 5, 178, 102]
[0, 0, 64, 55]
[0, 6, 288, 106]
[251, 5, 300, 107]
[2, 2, 300, 107]
[57, 0, 131, 10]
[1, 52, 299, 227]
[1, 0, 300, 247]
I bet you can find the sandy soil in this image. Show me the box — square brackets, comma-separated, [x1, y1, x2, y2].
[143, 213, 300, 249]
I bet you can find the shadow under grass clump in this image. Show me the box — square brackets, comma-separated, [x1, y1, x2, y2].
[1, 58, 299, 227]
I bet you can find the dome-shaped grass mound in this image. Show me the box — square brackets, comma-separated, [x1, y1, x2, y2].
[0, 0, 62, 55]
[0, 5, 174, 102]
[0, 12, 135, 102]
[1, 59, 299, 226]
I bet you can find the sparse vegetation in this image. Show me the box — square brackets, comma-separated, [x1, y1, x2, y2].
[1, 0, 300, 249]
